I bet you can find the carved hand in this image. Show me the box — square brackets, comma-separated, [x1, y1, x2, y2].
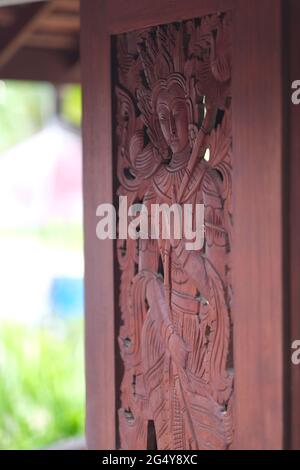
[145, 274, 191, 369]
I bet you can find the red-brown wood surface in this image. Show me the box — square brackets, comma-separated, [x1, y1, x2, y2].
[81, 0, 116, 450]
[114, 14, 234, 450]
[232, 0, 285, 450]
[288, 0, 300, 451]
[105, 0, 234, 33]
[81, 0, 290, 450]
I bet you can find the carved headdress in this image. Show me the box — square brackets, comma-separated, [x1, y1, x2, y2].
[135, 24, 204, 156]
[116, 15, 232, 188]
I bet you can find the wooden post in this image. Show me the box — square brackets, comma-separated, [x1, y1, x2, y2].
[81, 0, 297, 450]
[81, 0, 116, 450]
[232, 0, 285, 450]
[287, 0, 300, 451]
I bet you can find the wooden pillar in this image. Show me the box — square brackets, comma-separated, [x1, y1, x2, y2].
[81, 0, 116, 450]
[81, 0, 298, 450]
[232, 0, 285, 450]
[287, 0, 300, 451]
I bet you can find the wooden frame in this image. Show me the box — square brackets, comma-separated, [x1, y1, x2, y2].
[232, 0, 285, 450]
[287, 0, 300, 451]
[81, 0, 293, 450]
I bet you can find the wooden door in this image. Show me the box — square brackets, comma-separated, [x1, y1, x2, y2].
[81, 0, 299, 450]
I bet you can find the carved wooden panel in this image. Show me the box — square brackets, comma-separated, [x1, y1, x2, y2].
[114, 12, 233, 450]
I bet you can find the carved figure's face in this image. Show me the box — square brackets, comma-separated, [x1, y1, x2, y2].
[156, 84, 189, 154]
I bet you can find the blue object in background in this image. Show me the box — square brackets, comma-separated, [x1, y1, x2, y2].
[49, 277, 84, 318]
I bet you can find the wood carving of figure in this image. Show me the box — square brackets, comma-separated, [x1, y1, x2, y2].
[116, 14, 234, 450]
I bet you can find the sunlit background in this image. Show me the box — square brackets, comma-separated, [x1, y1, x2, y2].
[0, 80, 84, 450]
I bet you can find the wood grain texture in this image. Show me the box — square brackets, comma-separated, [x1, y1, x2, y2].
[287, 0, 300, 451]
[106, 0, 235, 34]
[232, 0, 285, 450]
[82, 0, 290, 450]
[81, 0, 116, 450]
[115, 15, 234, 450]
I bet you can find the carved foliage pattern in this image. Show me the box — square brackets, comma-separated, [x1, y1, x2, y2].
[114, 12, 233, 450]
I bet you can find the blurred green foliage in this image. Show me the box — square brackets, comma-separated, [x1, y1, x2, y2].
[0, 79, 84, 450]
[0, 81, 54, 153]
[0, 81, 81, 153]
[0, 319, 84, 450]
[0, 223, 83, 251]
[61, 85, 82, 128]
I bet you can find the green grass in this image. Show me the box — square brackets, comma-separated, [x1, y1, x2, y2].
[0, 318, 84, 450]
[0, 223, 83, 251]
